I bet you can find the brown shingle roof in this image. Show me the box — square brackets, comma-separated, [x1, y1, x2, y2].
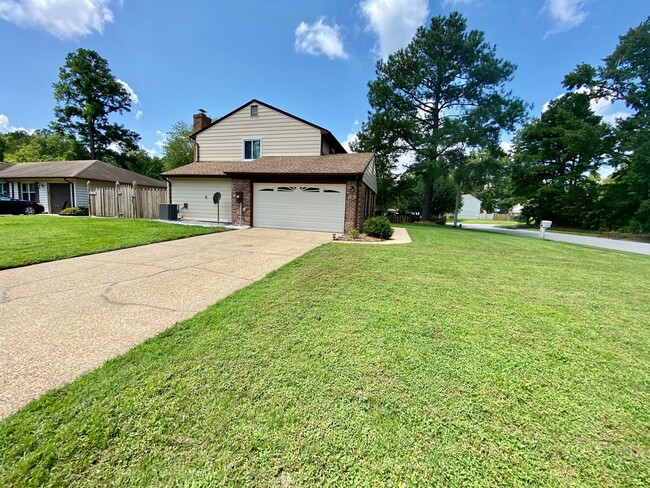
[162, 153, 374, 177]
[0, 160, 166, 187]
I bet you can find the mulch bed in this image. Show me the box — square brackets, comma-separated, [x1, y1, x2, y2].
[332, 233, 385, 243]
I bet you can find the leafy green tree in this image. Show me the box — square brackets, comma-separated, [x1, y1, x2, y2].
[564, 17, 650, 231]
[511, 92, 611, 227]
[51, 48, 139, 161]
[161, 121, 194, 171]
[461, 150, 514, 213]
[362, 12, 527, 220]
[351, 126, 397, 212]
[2, 129, 88, 163]
[119, 149, 164, 180]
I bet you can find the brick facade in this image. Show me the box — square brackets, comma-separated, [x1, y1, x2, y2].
[231, 178, 252, 226]
[343, 180, 374, 233]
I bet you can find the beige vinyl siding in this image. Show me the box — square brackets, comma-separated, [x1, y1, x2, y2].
[170, 178, 232, 222]
[362, 157, 378, 193]
[196, 104, 322, 160]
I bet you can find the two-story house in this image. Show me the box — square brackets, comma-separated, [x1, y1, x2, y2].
[162, 99, 376, 233]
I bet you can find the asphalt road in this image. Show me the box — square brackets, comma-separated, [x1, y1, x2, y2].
[458, 224, 650, 255]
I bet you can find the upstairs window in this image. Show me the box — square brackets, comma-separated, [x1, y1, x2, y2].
[243, 139, 261, 160]
[21, 182, 36, 201]
[250, 104, 258, 117]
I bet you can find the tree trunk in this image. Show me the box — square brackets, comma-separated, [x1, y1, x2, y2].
[88, 119, 96, 159]
[453, 182, 461, 227]
[422, 183, 433, 221]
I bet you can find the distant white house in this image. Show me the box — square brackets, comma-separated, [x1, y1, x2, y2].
[510, 203, 524, 216]
[458, 194, 482, 219]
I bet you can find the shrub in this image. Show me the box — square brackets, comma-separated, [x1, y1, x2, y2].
[349, 228, 361, 239]
[363, 216, 394, 239]
[60, 206, 89, 216]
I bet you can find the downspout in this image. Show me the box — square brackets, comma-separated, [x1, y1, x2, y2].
[355, 175, 360, 230]
[191, 139, 200, 162]
[63, 178, 75, 207]
[163, 177, 172, 204]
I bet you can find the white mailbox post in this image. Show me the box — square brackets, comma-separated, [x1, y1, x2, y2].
[540, 220, 552, 238]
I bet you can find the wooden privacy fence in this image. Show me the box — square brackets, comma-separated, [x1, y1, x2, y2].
[88, 182, 167, 219]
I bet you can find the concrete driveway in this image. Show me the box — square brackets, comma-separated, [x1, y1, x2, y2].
[0, 228, 331, 419]
[458, 223, 650, 255]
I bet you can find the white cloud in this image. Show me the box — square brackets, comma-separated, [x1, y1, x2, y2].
[143, 146, 158, 157]
[141, 130, 166, 157]
[542, 88, 631, 125]
[0, 114, 10, 132]
[295, 17, 349, 60]
[117, 79, 139, 104]
[0, 0, 115, 40]
[342, 119, 360, 153]
[107, 141, 124, 153]
[154, 130, 166, 150]
[0, 113, 34, 134]
[542, 0, 589, 37]
[441, 0, 474, 6]
[395, 151, 415, 174]
[499, 141, 514, 156]
[360, 0, 429, 59]
[135, 110, 143, 120]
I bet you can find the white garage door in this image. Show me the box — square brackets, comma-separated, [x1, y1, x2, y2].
[171, 178, 232, 222]
[253, 183, 346, 233]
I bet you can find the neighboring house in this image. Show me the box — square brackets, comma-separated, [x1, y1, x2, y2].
[0, 160, 166, 214]
[162, 99, 377, 233]
[510, 203, 524, 216]
[458, 194, 482, 219]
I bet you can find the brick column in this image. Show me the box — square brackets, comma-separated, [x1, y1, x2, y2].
[231, 178, 252, 226]
[344, 180, 360, 233]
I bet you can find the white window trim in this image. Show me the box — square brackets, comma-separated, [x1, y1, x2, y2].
[242, 138, 262, 161]
[21, 182, 36, 201]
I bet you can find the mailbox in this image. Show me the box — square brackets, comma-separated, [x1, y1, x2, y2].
[540, 220, 552, 229]
[234, 191, 244, 203]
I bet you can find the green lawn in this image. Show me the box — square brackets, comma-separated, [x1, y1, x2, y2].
[0, 216, 227, 269]
[456, 218, 515, 225]
[1, 225, 649, 486]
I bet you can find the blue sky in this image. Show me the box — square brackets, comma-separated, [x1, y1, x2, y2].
[0, 0, 647, 158]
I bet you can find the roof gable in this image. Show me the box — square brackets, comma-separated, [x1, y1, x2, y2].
[191, 99, 347, 153]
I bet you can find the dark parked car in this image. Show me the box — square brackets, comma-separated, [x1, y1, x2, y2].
[0, 193, 45, 215]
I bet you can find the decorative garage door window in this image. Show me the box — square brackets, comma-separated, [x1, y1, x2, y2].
[272, 186, 339, 193]
[253, 182, 346, 233]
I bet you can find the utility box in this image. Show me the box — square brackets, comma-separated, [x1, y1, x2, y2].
[234, 191, 244, 203]
[159, 203, 178, 220]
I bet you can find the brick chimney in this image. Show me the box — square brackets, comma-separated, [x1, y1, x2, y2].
[193, 110, 212, 133]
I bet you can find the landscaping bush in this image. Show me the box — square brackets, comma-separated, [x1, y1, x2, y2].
[363, 216, 394, 239]
[60, 206, 89, 216]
